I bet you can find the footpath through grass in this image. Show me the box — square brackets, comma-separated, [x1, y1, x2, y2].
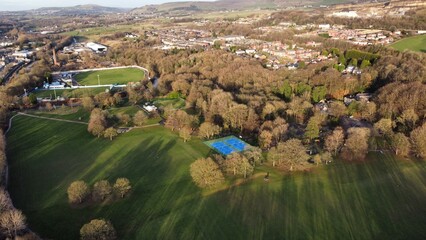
[6, 115, 426, 240]
[390, 34, 426, 53]
[33, 87, 111, 99]
[75, 68, 145, 85]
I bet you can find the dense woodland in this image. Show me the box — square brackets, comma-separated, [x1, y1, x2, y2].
[45, 39, 425, 178]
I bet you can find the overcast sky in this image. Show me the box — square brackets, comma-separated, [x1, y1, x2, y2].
[2, 0, 216, 11]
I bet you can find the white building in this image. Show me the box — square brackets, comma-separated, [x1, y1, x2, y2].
[220, 35, 245, 42]
[0, 42, 13, 47]
[331, 11, 359, 18]
[245, 49, 256, 54]
[143, 104, 157, 112]
[44, 81, 65, 89]
[12, 50, 33, 60]
[86, 42, 108, 52]
[318, 24, 331, 30]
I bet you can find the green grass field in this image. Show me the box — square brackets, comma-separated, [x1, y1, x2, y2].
[75, 68, 145, 86]
[390, 34, 426, 53]
[152, 98, 186, 110]
[31, 108, 91, 122]
[31, 106, 162, 126]
[33, 87, 111, 99]
[6, 115, 426, 239]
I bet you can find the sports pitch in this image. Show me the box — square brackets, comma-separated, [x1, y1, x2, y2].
[205, 136, 251, 155]
[75, 68, 145, 85]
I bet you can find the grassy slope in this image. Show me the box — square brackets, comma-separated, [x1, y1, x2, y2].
[75, 68, 145, 85]
[7, 116, 426, 240]
[33, 87, 110, 98]
[390, 34, 426, 53]
[31, 106, 161, 126]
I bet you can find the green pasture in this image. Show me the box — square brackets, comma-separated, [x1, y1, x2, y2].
[6, 115, 426, 239]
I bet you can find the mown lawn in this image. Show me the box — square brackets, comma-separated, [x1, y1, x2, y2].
[31, 106, 162, 126]
[75, 68, 145, 85]
[390, 34, 426, 53]
[153, 98, 186, 110]
[6, 115, 426, 240]
[33, 87, 111, 99]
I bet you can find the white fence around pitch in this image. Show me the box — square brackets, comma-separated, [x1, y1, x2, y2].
[37, 84, 127, 92]
[51, 65, 150, 80]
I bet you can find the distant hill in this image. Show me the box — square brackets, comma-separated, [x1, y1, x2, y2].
[131, 0, 361, 14]
[31, 4, 129, 15]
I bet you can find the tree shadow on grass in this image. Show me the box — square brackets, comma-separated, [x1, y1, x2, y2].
[326, 153, 426, 240]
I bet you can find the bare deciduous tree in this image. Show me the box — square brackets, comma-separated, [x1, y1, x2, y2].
[410, 123, 426, 159]
[268, 139, 310, 170]
[80, 219, 117, 240]
[133, 111, 147, 126]
[198, 122, 221, 139]
[67, 181, 90, 204]
[88, 108, 107, 138]
[223, 153, 254, 178]
[113, 178, 131, 198]
[391, 133, 410, 157]
[0, 209, 26, 238]
[325, 127, 345, 155]
[190, 158, 224, 188]
[179, 127, 192, 142]
[93, 180, 112, 201]
[104, 128, 118, 141]
[341, 128, 371, 161]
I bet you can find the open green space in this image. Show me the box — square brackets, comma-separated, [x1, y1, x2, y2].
[152, 97, 186, 110]
[61, 23, 156, 41]
[108, 106, 162, 125]
[390, 34, 426, 53]
[75, 68, 145, 86]
[31, 106, 162, 126]
[30, 108, 91, 122]
[33, 87, 111, 99]
[108, 105, 142, 116]
[7, 115, 426, 239]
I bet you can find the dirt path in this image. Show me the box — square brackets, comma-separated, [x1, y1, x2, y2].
[5, 114, 22, 135]
[8, 112, 160, 132]
[133, 123, 161, 129]
[7, 113, 88, 131]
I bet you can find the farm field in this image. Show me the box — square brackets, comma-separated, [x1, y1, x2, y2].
[75, 68, 145, 85]
[6, 115, 426, 240]
[390, 34, 426, 52]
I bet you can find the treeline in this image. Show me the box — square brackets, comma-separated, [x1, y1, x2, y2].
[67, 178, 131, 205]
[0, 51, 52, 239]
[0, 131, 39, 239]
[96, 42, 426, 162]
